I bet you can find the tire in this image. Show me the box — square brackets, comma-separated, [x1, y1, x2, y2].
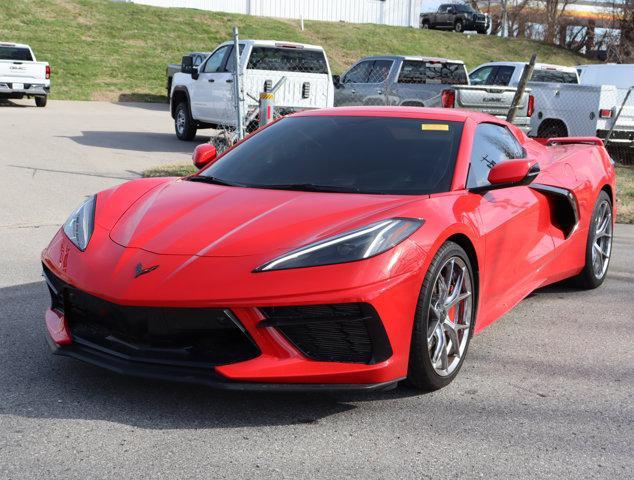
[422, 22, 430, 29]
[477, 28, 488, 35]
[408, 241, 476, 391]
[174, 101, 197, 141]
[573, 190, 613, 289]
[454, 20, 464, 32]
[35, 96, 47, 107]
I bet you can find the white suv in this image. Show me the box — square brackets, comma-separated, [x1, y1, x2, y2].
[170, 40, 334, 140]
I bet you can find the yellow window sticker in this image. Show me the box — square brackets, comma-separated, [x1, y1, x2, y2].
[421, 124, 449, 131]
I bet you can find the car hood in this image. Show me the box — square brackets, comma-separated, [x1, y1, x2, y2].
[109, 179, 423, 257]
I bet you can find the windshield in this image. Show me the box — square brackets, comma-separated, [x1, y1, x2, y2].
[198, 116, 464, 195]
[0, 46, 33, 61]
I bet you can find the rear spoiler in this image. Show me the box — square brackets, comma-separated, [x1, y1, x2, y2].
[545, 137, 604, 147]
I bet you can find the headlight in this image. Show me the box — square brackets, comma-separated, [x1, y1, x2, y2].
[62, 195, 96, 251]
[255, 218, 423, 272]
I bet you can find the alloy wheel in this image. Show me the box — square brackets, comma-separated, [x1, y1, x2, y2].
[427, 256, 473, 376]
[176, 107, 186, 135]
[591, 199, 612, 279]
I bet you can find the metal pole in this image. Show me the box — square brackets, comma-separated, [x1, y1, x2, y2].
[507, 53, 536, 124]
[501, 0, 508, 38]
[232, 26, 245, 140]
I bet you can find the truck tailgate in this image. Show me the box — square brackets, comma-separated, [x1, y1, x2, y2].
[454, 85, 530, 116]
[0, 60, 48, 82]
[243, 71, 332, 110]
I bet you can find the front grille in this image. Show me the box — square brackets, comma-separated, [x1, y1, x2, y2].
[259, 303, 392, 364]
[43, 266, 259, 367]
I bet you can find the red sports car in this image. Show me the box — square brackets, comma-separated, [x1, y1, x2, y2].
[42, 107, 616, 392]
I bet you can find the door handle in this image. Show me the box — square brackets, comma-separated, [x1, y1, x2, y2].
[208, 78, 215, 83]
[226, 79, 234, 83]
[377, 90, 383, 94]
[350, 89, 356, 94]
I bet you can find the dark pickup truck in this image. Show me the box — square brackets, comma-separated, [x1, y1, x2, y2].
[420, 3, 489, 34]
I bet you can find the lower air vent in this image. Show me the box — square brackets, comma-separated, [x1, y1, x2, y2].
[259, 303, 392, 364]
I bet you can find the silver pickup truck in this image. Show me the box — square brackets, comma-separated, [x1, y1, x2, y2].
[333, 55, 532, 131]
[334, 55, 469, 107]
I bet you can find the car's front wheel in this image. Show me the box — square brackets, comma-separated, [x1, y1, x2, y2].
[174, 101, 197, 141]
[574, 190, 613, 289]
[408, 241, 476, 391]
[454, 20, 464, 32]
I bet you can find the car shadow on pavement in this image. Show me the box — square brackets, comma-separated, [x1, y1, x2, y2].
[0, 99, 31, 108]
[61, 131, 210, 154]
[0, 281, 422, 430]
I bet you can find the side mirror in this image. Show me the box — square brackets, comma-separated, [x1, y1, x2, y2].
[181, 55, 194, 74]
[332, 74, 341, 88]
[486, 160, 540, 189]
[448, 8, 455, 14]
[192, 143, 217, 169]
[191, 67, 199, 80]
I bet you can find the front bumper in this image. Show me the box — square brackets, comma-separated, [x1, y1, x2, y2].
[42, 229, 425, 390]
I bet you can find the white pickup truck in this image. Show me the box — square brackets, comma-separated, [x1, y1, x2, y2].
[469, 61, 634, 152]
[0, 42, 50, 107]
[170, 40, 334, 140]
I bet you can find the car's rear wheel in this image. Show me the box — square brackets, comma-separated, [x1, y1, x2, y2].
[408, 242, 475, 391]
[421, 22, 430, 29]
[174, 101, 197, 141]
[35, 95, 47, 107]
[574, 190, 613, 289]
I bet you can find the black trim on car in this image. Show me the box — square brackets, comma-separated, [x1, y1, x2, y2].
[46, 334, 402, 392]
[530, 183, 579, 238]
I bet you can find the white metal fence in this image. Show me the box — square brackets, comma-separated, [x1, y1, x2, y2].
[130, 0, 423, 27]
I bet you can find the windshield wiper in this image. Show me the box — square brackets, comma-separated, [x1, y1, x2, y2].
[187, 175, 240, 187]
[252, 183, 361, 193]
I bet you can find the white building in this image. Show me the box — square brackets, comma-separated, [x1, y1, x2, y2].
[130, 0, 424, 28]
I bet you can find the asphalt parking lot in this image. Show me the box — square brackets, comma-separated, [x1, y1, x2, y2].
[0, 99, 632, 479]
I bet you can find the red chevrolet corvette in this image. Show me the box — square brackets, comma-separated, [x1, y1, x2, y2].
[42, 107, 615, 392]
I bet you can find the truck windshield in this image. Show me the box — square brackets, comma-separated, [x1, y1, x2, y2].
[398, 61, 468, 85]
[530, 69, 578, 84]
[197, 116, 464, 195]
[0, 46, 33, 61]
[247, 47, 328, 74]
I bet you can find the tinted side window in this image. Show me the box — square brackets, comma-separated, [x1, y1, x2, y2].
[344, 61, 373, 83]
[490, 66, 514, 86]
[368, 60, 393, 83]
[469, 66, 495, 85]
[467, 123, 525, 189]
[224, 44, 246, 72]
[202, 46, 230, 73]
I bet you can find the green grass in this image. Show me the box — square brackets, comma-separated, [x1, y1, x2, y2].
[1, 0, 589, 101]
[616, 164, 634, 224]
[143, 163, 634, 224]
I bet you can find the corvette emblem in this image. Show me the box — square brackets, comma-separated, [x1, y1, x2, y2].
[134, 263, 159, 278]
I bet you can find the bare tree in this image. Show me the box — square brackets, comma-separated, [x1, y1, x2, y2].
[543, 0, 576, 44]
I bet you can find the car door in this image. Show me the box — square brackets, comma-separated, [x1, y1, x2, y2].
[335, 60, 374, 106]
[359, 59, 394, 105]
[467, 123, 555, 327]
[190, 45, 231, 122]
